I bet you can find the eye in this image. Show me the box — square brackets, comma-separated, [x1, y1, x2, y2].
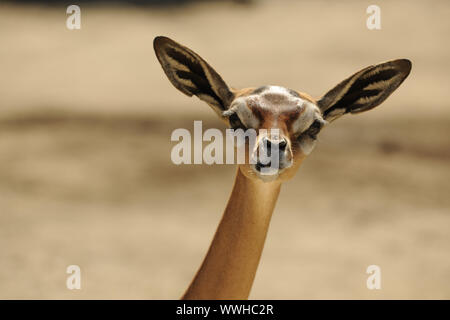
[228, 113, 247, 130]
[302, 119, 323, 140]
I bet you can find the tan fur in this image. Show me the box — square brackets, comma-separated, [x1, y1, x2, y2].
[153, 36, 411, 300]
[182, 168, 281, 299]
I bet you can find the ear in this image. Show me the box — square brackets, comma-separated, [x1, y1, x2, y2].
[153, 36, 235, 115]
[317, 59, 412, 121]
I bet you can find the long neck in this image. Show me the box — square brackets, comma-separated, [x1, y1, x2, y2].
[182, 168, 282, 300]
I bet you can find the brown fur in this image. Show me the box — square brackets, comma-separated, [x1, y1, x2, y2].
[153, 36, 411, 300]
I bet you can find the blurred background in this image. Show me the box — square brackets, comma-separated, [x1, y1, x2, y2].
[0, 0, 449, 299]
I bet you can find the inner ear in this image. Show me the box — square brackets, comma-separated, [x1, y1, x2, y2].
[318, 59, 412, 121]
[154, 36, 235, 114]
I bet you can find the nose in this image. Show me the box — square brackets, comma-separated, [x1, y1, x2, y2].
[255, 137, 287, 171]
[262, 136, 287, 152]
[254, 136, 291, 173]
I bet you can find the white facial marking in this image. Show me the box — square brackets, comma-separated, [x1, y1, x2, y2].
[264, 85, 290, 95]
[227, 85, 326, 179]
[292, 101, 321, 133]
[226, 98, 260, 129]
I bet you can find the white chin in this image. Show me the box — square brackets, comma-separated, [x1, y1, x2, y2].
[254, 168, 280, 182]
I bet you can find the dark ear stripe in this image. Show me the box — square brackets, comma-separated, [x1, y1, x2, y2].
[174, 69, 223, 110]
[157, 41, 223, 107]
[319, 59, 412, 121]
[166, 46, 222, 105]
[165, 47, 206, 80]
[347, 68, 398, 96]
[153, 36, 233, 112]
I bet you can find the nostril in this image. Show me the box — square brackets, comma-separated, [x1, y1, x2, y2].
[279, 139, 287, 149]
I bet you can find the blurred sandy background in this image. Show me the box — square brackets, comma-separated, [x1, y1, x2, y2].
[0, 0, 449, 299]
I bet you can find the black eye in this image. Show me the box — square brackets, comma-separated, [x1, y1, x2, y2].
[303, 120, 323, 140]
[228, 113, 247, 130]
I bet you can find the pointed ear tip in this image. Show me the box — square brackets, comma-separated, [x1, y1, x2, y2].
[153, 36, 163, 52]
[395, 58, 412, 74]
[153, 36, 173, 49]
[153, 36, 163, 44]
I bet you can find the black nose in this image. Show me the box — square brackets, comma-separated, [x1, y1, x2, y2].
[262, 137, 287, 151]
